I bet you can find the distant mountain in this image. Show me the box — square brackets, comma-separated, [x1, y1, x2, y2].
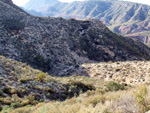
[24, 0, 59, 10]
[23, 0, 66, 16]
[23, 0, 150, 45]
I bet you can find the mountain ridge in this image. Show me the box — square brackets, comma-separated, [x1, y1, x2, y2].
[23, 0, 150, 44]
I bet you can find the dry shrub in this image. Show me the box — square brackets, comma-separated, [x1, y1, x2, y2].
[134, 85, 150, 113]
[110, 92, 139, 113]
[83, 94, 105, 107]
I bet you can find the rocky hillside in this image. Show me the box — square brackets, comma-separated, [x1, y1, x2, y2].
[1, 0, 150, 76]
[23, 0, 150, 44]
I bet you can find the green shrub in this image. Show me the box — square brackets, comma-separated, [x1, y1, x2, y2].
[106, 81, 125, 91]
[11, 94, 21, 103]
[25, 94, 37, 105]
[11, 102, 21, 108]
[37, 73, 46, 82]
[1, 106, 12, 113]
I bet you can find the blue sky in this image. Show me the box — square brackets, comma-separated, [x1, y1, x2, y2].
[12, 0, 150, 6]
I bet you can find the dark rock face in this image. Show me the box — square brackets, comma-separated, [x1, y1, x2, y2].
[0, 0, 150, 76]
[23, 0, 150, 45]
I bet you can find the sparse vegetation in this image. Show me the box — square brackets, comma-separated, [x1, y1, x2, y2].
[82, 61, 150, 85]
[10, 85, 150, 113]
